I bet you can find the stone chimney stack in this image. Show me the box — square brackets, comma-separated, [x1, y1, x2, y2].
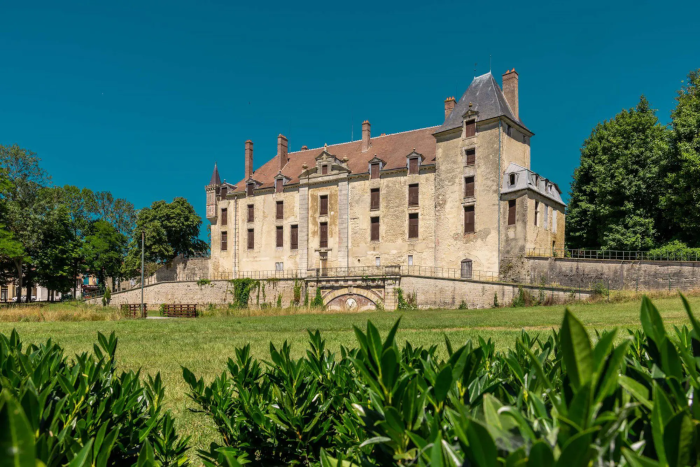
[502, 69, 519, 120]
[277, 134, 288, 172]
[444, 97, 456, 120]
[361, 120, 371, 152]
[245, 140, 254, 179]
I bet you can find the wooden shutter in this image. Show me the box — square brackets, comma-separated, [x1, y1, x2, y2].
[276, 201, 283, 220]
[276, 226, 283, 247]
[408, 213, 419, 238]
[409, 158, 418, 174]
[320, 195, 328, 215]
[464, 177, 475, 198]
[461, 260, 472, 279]
[534, 201, 539, 226]
[291, 225, 298, 249]
[371, 217, 379, 241]
[221, 208, 227, 225]
[465, 149, 476, 166]
[370, 163, 379, 179]
[247, 229, 254, 249]
[464, 205, 475, 233]
[322, 165, 328, 175]
[220, 186, 227, 198]
[508, 200, 516, 225]
[247, 205, 254, 222]
[370, 188, 380, 210]
[221, 231, 228, 251]
[320, 222, 328, 248]
[247, 183, 254, 196]
[275, 179, 282, 193]
[408, 184, 419, 206]
[465, 120, 476, 138]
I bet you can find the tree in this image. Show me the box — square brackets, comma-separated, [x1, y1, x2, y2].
[124, 197, 207, 276]
[83, 220, 127, 286]
[34, 202, 79, 299]
[566, 97, 670, 250]
[661, 69, 700, 245]
[93, 191, 136, 236]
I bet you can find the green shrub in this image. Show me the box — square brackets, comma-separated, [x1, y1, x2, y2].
[396, 287, 417, 310]
[312, 286, 324, 307]
[458, 299, 468, 309]
[228, 278, 260, 308]
[276, 293, 282, 308]
[493, 291, 499, 307]
[101, 286, 111, 307]
[648, 240, 700, 260]
[196, 278, 211, 287]
[0, 330, 190, 466]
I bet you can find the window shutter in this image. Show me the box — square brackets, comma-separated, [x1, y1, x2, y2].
[221, 231, 228, 251]
[221, 186, 227, 198]
[508, 200, 516, 225]
[464, 177, 475, 198]
[320, 195, 328, 215]
[221, 208, 227, 226]
[461, 260, 472, 279]
[371, 217, 379, 241]
[408, 213, 419, 238]
[465, 149, 476, 166]
[409, 158, 418, 174]
[291, 225, 298, 249]
[370, 189, 380, 210]
[465, 120, 476, 138]
[276, 201, 283, 219]
[320, 222, 328, 248]
[370, 163, 379, 179]
[247, 183, 254, 196]
[408, 184, 419, 206]
[534, 201, 539, 226]
[275, 179, 282, 193]
[276, 226, 283, 247]
[322, 165, 328, 175]
[464, 205, 475, 233]
[247, 229, 254, 249]
[248, 205, 254, 222]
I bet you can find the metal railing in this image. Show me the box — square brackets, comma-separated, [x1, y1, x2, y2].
[527, 248, 700, 262]
[399, 266, 500, 282]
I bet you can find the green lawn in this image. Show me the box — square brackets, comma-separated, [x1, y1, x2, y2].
[1, 295, 696, 460]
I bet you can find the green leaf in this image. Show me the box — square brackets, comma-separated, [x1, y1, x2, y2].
[680, 293, 700, 344]
[67, 439, 94, 467]
[0, 390, 36, 467]
[380, 348, 398, 393]
[663, 412, 694, 467]
[555, 428, 595, 467]
[527, 440, 554, 467]
[640, 296, 666, 347]
[560, 309, 593, 390]
[621, 448, 661, 467]
[465, 420, 496, 467]
[433, 365, 453, 405]
[619, 375, 652, 410]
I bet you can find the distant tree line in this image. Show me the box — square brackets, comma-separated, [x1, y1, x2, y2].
[0, 145, 208, 302]
[567, 69, 700, 253]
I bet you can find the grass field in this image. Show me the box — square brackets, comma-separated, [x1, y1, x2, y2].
[1, 294, 698, 460]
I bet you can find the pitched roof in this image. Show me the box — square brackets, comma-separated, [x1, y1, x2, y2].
[436, 72, 529, 134]
[230, 126, 439, 193]
[501, 163, 565, 206]
[208, 163, 221, 186]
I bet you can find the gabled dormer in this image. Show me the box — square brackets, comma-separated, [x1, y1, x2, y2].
[274, 173, 291, 193]
[462, 104, 479, 140]
[307, 147, 350, 177]
[405, 150, 424, 175]
[368, 155, 386, 180]
[245, 178, 262, 197]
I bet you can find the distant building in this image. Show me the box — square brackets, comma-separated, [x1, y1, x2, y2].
[206, 70, 566, 277]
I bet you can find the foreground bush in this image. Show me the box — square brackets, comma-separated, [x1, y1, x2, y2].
[0, 330, 189, 466]
[183, 296, 700, 466]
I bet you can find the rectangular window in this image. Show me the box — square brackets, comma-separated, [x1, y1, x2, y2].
[322, 165, 329, 175]
[409, 158, 419, 174]
[290, 225, 299, 249]
[221, 208, 227, 226]
[319, 195, 328, 215]
[534, 201, 540, 226]
[371, 217, 380, 241]
[375, 257, 381, 267]
[246, 184, 254, 196]
[370, 163, 380, 179]
[247, 229, 254, 249]
[464, 176, 475, 198]
[552, 210, 558, 234]
[276, 226, 283, 247]
[408, 255, 413, 266]
[544, 204, 549, 230]
[275, 179, 283, 193]
[370, 188, 380, 210]
[465, 120, 476, 138]
[221, 231, 228, 251]
[465, 148, 476, 166]
[408, 184, 419, 206]
[247, 204, 254, 222]
[275, 262, 284, 271]
[276, 201, 283, 220]
[464, 205, 475, 233]
[508, 200, 516, 225]
[320, 222, 328, 248]
[408, 213, 419, 239]
[220, 186, 227, 198]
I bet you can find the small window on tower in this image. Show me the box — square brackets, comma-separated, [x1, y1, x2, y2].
[247, 229, 254, 249]
[408, 157, 419, 174]
[371, 217, 379, 241]
[221, 208, 227, 226]
[370, 188, 380, 210]
[290, 225, 299, 249]
[508, 200, 516, 225]
[319, 195, 328, 216]
[247, 204, 254, 223]
[464, 120, 476, 138]
[509, 173, 516, 186]
[220, 186, 227, 198]
[221, 231, 228, 251]
[276, 226, 283, 247]
[465, 148, 475, 166]
[464, 177, 475, 198]
[408, 184, 419, 206]
[276, 201, 283, 220]
[408, 213, 419, 239]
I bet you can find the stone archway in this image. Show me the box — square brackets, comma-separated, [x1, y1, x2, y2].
[322, 287, 384, 312]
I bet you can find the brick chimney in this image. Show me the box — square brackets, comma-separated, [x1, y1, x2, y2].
[361, 120, 371, 152]
[277, 134, 288, 172]
[245, 140, 253, 179]
[502, 69, 519, 120]
[301, 145, 308, 150]
[444, 97, 456, 120]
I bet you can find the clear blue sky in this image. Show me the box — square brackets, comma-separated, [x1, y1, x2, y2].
[1, 0, 698, 227]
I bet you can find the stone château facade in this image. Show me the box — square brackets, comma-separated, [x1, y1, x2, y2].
[206, 70, 566, 279]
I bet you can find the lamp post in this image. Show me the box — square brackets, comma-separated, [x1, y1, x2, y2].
[141, 230, 145, 318]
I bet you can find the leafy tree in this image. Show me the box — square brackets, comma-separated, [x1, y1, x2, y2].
[566, 97, 670, 250]
[124, 197, 207, 276]
[661, 69, 700, 245]
[34, 203, 79, 299]
[83, 220, 127, 286]
[93, 190, 136, 236]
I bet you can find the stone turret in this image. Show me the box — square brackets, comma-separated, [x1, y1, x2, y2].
[206, 163, 220, 221]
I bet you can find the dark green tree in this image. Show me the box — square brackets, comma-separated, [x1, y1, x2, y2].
[34, 203, 79, 299]
[566, 97, 670, 250]
[661, 69, 700, 245]
[83, 220, 128, 286]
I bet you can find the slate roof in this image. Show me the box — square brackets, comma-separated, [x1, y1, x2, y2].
[435, 72, 529, 134]
[501, 163, 565, 206]
[229, 126, 439, 193]
[208, 163, 221, 186]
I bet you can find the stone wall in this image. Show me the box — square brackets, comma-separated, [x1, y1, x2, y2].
[524, 257, 700, 291]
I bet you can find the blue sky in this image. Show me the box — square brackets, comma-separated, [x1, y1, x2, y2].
[1, 0, 698, 229]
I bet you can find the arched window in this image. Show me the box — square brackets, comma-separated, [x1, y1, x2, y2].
[460, 259, 473, 279]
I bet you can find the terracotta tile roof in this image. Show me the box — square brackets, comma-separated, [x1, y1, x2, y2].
[230, 126, 439, 192]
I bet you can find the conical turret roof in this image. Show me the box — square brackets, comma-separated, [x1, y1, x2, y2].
[209, 163, 221, 186]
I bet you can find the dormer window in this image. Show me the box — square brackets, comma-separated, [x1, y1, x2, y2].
[509, 173, 517, 186]
[464, 120, 476, 138]
[246, 183, 254, 196]
[408, 157, 419, 175]
[275, 179, 283, 193]
[370, 162, 380, 179]
[220, 186, 227, 198]
[505, 124, 512, 137]
[322, 165, 329, 175]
